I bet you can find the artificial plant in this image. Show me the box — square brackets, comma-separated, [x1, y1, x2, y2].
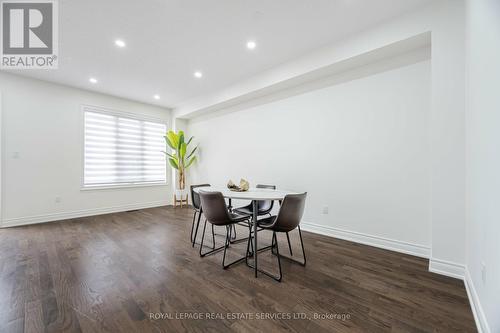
[163, 130, 197, 190]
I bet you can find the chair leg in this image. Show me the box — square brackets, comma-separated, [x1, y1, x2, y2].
[245, 229, 252, 263]
[199, 220, 226, 257]
[228, 224, 236, 241]
[222, 226, 230, 268]
[248, 231, 273, 254]
[246, 231, 282, 281]
[192, 210, 203, 247]
[231, 224, 237, 241]
[198, 219, 207, 256]
[298, 225, 307, 266]
[271, 232, 277, 255]
[229, 221, 252, 244]
[222, 225, 250, 269]
[248, 227, 306, 282]
[271, 227, 306, 266]
[212, 224, 216, 249]
[248, 224, 254, 254]
[190, 211, 197, 243]
[274, 232, 283, 281]
[286, 232, 293, 256]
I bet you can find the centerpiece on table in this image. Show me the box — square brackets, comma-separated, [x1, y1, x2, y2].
[227, 179, 250, 192]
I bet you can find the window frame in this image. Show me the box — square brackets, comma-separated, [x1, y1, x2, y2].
[80, 104, 168, 190]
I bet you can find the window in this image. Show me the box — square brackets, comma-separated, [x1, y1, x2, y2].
[83, 106, 167, 188]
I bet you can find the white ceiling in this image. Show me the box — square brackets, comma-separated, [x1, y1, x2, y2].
[3, 0, 434, 109]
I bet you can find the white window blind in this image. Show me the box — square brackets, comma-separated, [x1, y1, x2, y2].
[83, 106, 167, 188]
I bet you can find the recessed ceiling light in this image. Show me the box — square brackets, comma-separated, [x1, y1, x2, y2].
[194, 71, 203, 78]
[246, 40, 257, 50]
[153, 94, 160, 100]
[89, 77, 98, 84]
[115, 39, 126, 48]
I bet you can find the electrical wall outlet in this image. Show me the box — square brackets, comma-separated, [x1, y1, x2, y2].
[322, 206, 329, 214]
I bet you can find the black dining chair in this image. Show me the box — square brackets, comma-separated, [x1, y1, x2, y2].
[199, 191, 253, 269]
[190, 184, 212, 247]
[234, 184, 293, 255]
[246, 192, 307, 282]
[234, 184, 276, 217]
[231, 184, 276, 244]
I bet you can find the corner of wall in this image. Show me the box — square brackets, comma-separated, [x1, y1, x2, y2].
[428, 258, 465, 279]
[464, 267, 491, 333]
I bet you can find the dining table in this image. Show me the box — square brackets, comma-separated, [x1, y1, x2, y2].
[194, 186, 298, 278]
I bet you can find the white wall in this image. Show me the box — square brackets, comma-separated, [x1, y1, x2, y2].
[0, 73, 172, 227]
[178, 0, 467, 273]
[465, 0, 500, 332]
[188, 60, 431, 252]
[428, 0, 466, 273]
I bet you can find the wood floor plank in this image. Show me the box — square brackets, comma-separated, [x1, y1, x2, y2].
[0, 206, 476, 332]
[24, 299, 44, 333]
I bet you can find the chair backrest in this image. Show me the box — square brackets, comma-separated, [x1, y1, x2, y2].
[273, 192, 307, 232]
[199, 191, 231, 225]
[256, 184, 276, 212]
[190, 184, 211, 210]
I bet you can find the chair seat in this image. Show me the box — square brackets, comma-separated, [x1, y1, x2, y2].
[258, 215, 296, 232]
[257, 216, 277, 228]
[234, 205, 271, 217]
[233, 206, 253, 216]
[229, 212, 250, 223]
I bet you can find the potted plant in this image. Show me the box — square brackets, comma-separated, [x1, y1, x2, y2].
[164, 130, 197, 206]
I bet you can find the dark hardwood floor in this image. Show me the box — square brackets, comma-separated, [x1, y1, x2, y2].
[0, 206, 476, 332]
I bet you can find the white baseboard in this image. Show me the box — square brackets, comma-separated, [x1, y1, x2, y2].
[464, 268, 491, 333]
[300, 222, 488, 331]
[300, 221, 430, 258]
[0, 200, 170, 228]
[428, 258, 465, 279]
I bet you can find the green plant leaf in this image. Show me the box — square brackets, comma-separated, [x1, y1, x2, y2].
[168, 158, 179, 170]
[177, 132, 184, 151]
[166, 131, 178, 149]
[187, 146, 197, 159]
[162, 151, 175, 159]
[164, 135, 176, 150]
[186, 136, 194, 146]
[180, 142, 187, 160]
[185, 156, 197, 169]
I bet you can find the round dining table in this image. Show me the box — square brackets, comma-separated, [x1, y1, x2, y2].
[194, 186, 298, 278]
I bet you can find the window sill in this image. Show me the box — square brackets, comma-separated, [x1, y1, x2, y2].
[81, 182, 168, 191]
